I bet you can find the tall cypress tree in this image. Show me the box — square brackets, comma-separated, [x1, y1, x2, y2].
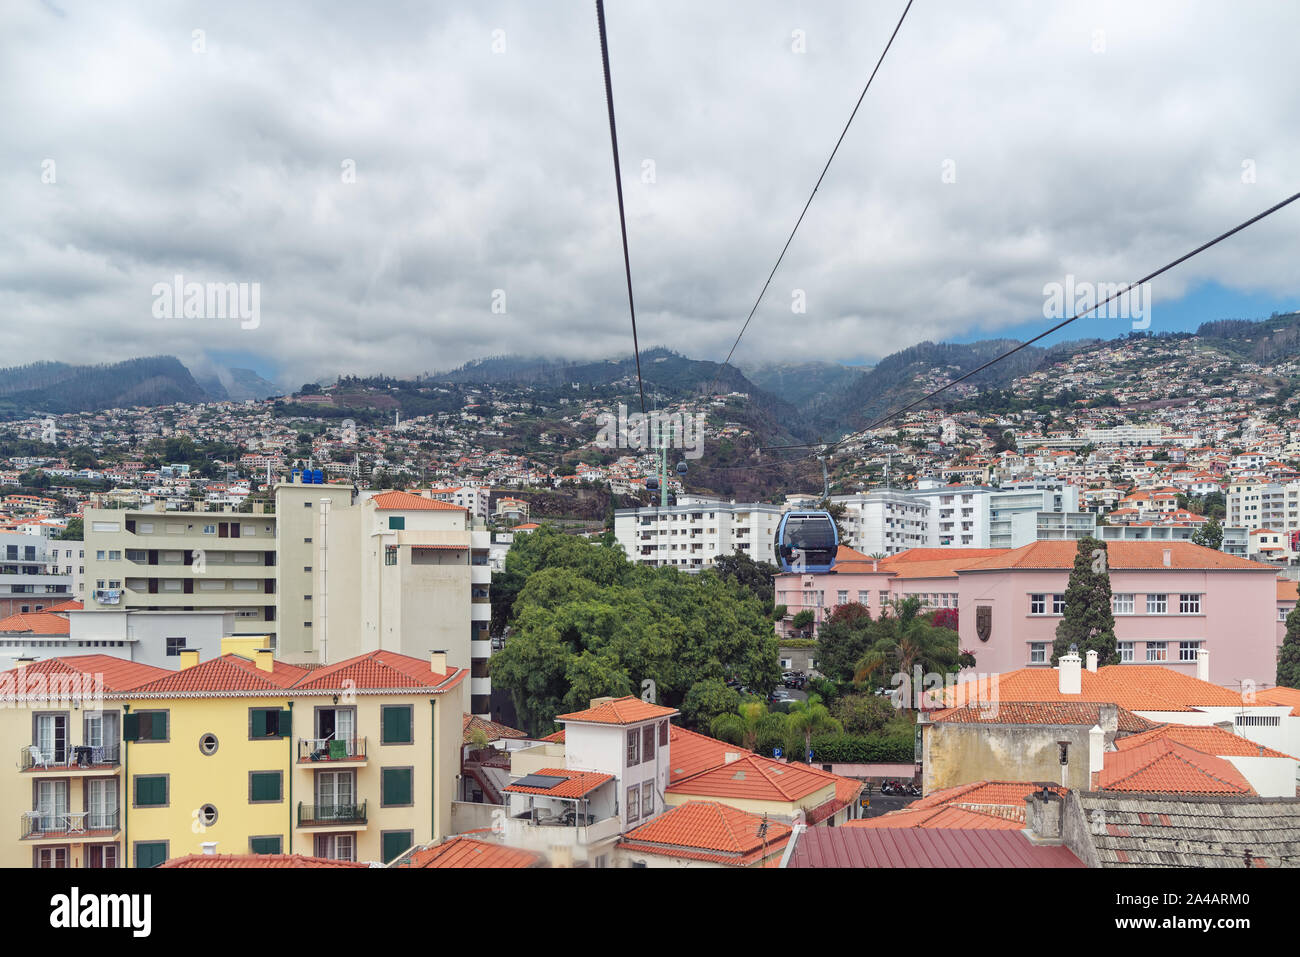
[1051, 536, 1119, 666]
[1278, 606, 1300, 689]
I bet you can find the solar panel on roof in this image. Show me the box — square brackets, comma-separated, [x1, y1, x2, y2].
[513, 773, 568, 790]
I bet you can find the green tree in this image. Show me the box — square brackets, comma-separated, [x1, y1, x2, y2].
[784, 694, 843, 761]
[713, 551, 777, 609]
[1278, 606, 1300, 689]
[1191, 516, 1224, 550]
[830, 692, 896, 735]
[709, 699, 768, 751]
[790, 610, 815, 636]
[815, 602, 874, 682]
[1051, 536, 1118, 666]
[852, 597, 964, 704]
[681, 679, 741, 728]
[56, 517, 83, 541]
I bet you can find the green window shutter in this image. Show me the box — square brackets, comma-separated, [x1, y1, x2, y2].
[136, 776, 166, 806]
[250, 836, 281, 855]
[382, 707, 411, 744]
[251, 773, 281, 802]
[251, 709, 267, 737]
[382, 768, 412, 806]
[123, 713, 140, 742]
[382, 831, 413, 864]
[389, 516, 405, 530]
[152, 711, 168, 741]
[278, 711, 293, 737]
[137, 842, 167, 868]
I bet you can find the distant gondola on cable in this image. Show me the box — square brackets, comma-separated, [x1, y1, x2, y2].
[645, 477, 660, 492]
[774, 511, 839, 573]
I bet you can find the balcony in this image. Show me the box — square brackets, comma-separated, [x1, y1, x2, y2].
[298, 737, 367, 764]
[21, 810, 120, 841]
[297, 801, 367, 828]
[20, 744, 120, 774]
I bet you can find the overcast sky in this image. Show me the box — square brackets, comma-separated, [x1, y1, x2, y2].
[3, 0, 1299, 388]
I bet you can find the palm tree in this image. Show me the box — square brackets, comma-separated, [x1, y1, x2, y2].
[709, 699, 768, 751]
[784, 694, 842, 761]
[852, 596, 962, 707]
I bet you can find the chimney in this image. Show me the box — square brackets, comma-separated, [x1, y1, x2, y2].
[1098, 703, 1119, 738]
[1089, 724, 1105, 774]
[1162, 548, 1171, 567]
[1024, 787, 1063, 843]
[1085, 649, 1098, 672]
[1196, 648, 1210, 682]
[254, 647, 275, 673]
[429, 649, 447, 674]
[201, 841, 218, 856]
[179, 649, 199, 670]
[1058, 652, 1082, 695]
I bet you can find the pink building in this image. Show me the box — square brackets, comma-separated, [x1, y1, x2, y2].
[956, 541, 1279, 688]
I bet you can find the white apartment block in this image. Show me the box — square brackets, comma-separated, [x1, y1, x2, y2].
[1083, 424, 1165, 446]
[0, 532, 77, 618]
[613, 496, 784, 569]
[426, 486, 490, 520]
[1228, 480, 1300, 533]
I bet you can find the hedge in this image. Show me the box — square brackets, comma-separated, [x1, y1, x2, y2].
[784, 733, 914, 764]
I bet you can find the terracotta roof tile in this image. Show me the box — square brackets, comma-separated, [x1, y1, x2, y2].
[620, 801, 791, 866]
[370, 490, 466, 511]
[130, 654, 306, 695]
[502, 767, 613, 798]
[667, 754, 836, 803]
[0, 654, 170, 696]
[0, 611, 70, 635]
[556, 696, 678, 725]
[462, 713, 529, 743]
[846, 805, 1024, 830]
[402, 836, 542, 868]
[667, 726, 749, 784]
[933, 701, 1158, 733]
[960, 540, 1269, 571]
[1256, 686, 1300, 717]
[291, 650, 463, 693]
[160, 853, 367, 868]
[1095, 739, 1256, 794]
[1114, 723, 1295, 760]
[941, 665, 1244, 713]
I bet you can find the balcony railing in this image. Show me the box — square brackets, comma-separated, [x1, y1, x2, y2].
[297, 801, 367, 827]
[20, 743, 120, 771]
[298, 737, 366, 762]
[21, 809, 119, 839]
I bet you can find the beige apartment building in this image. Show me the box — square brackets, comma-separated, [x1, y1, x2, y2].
[82, 481, 494, 717]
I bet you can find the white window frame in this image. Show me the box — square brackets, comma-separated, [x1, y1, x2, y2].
[1051, 594, 1066, 615]
[1145, 641, 1169, 662]
[1112, 593, 1135, 615]
[1030, 594, 1046, 615]
[1118, 641, 1134, 663]
[1179, 594, 1201, 615]
[1029, 643, 1046, 664]
[1146, 594, 1168, 615]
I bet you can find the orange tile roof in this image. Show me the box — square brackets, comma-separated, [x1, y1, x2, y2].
[370, 490, 466, 511]
[160, 853, 367, 868]
[1095, 739, 1256, 794]
[668, 726, 750, 784]
[1114, 723, 1295, 759]
[290, 650, 464, 693]
[1279, 580, 1299, 602]
[940, 665, 1244, 713]
[462, 713, 529, 743]
[846, 805, 1024, 830]
[130, 654, 307, 695]
[539, 729, 566, 743]
[933, 701, 1158, 733]
[556, 696, 679, 725]
[908, 780, 1066, 814]
[960, 540, 1268, 571]
[502, 768, 613, 799]
[0, 654, 170, 697]
[620, 801, 792, 866]
[403, 836, 542, 868]
[0, 611, 70, 635]
[667, 754, 836, 803]
[1255, 686, 1300, 717]
[43, 599, 83, 612]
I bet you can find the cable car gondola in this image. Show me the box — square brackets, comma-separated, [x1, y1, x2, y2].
[774, 510, 838, 573]
[646, 477, 660, 492]
[675, 461, 688, 476]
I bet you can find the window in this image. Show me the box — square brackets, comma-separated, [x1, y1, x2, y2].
[1112, 594, 1135, 615]
[1179, 594, 1201, 615]
[96, 550, 106, 560]
[381, 705, 413, 745]
[626, 785, 640, 822]
[108, 550, 121, 561]
[1179, 641, 1202, 662]
[134, 842, 168, 868]
[1052, 594, 1066, 615]
[249, 771, 283, 803]
[203, 525, 216, 535]
[641, 781, 655, 816]
[1118, 642, 1134, 663]
[1146, 594, 1168, 615]
[837, 590, 848, 605]
[642, 723, 656, 761]
[388, 516, 405, 530]
[381, 767, 413, 807]
[87, 844, 118, 868]
[626, 729, 640, 766]
[384, 546, 398, 566]
[250, 836, 282, 855]
[314, 834, 355, 861]
[36, 847, 69, 868]
[133, 775, 169, 807]
[198, 733, 219, 756]
[1030, 594, 1046, 615]
[249, 708, 291, 739]
[197, 804, 218, 827]
[381, 830, 414, 864]
[125, 710, 169, 742]
[659, 719, 668, 747]
[165, 636, 185, 657]
[1029, 643, 1046, 664]
[1146, 641, 1169, 662]
[1282, 607, 1292, 622]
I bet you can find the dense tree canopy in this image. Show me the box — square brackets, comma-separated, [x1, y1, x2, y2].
[1051, 537, 1119, 666]
[1279, 606, 1300, 690]
[489, 526, 781, 735]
